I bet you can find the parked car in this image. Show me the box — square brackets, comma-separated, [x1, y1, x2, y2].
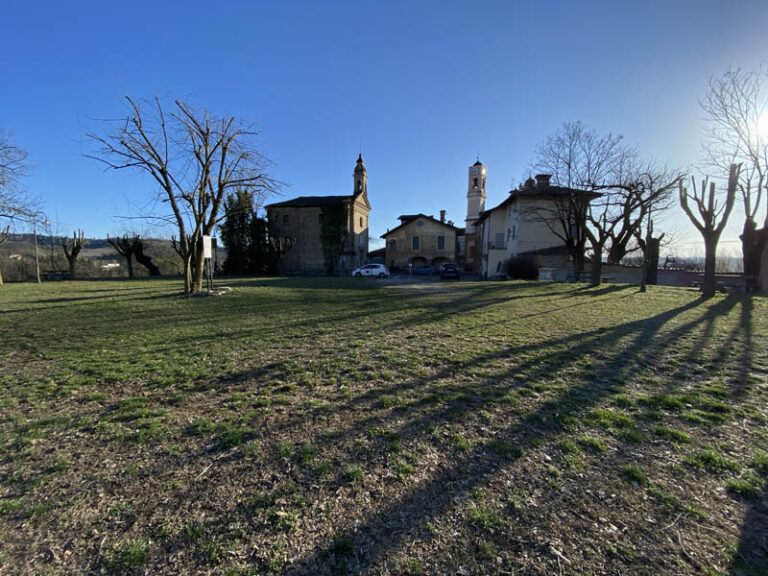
[439, 263, 461, 280]
[351, 263, 390, 278]
[412, 264, 436, 275]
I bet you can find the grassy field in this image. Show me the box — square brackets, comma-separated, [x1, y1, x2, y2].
[0, 277, 766, 575]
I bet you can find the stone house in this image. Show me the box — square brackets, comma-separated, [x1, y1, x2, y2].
[477, 174, 600, 278]
[266, 155, 371, 274]
[381, 213, 461, 271]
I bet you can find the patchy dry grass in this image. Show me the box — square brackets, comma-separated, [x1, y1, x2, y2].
[0, 277, 766, 575]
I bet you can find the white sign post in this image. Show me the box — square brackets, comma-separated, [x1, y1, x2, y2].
[202, 236, 213, 291]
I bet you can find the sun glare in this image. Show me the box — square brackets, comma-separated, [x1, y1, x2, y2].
[758, 112, 768, 139]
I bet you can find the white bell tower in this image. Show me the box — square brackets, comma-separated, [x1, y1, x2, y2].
[465, 160, 487, 230]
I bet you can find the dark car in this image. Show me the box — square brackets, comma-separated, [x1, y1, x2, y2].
[440, 263, 461, 280]
[412, 264, 436, 275]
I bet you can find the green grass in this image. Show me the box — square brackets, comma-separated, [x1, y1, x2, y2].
[107, 538, 148, 570]
[0, 278, 765, 575]
[654, 425, 691, 444]
[621, 465, 648, 486]
[684, 449, 740, 474]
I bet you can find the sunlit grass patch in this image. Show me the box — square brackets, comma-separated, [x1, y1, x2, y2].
[684, 449, 740, 474]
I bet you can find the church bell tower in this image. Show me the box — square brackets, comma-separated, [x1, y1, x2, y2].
[353, 154, 367, 198]
[465, 159, 487, 230]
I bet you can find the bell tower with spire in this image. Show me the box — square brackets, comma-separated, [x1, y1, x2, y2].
[353, 154, 367, 199]
[465, 159, 487, 230]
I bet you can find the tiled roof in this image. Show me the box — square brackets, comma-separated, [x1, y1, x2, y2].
[381, 213, 461, 238]
[267, 195, 351, 208]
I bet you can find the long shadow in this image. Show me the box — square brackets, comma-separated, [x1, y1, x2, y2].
[570, 283, 636, 298]
[195, 295, 733, 574]
[732, 296, 756, 396]
[275, 295, 751, 574]
[732, 480, 768, 575]
[730, 295, 767, 575]
[254, 297, 714, 448]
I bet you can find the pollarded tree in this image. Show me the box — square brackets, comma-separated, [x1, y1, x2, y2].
[62, 229, 85, 279]
[88, 97, 279, 293]
[107, 234, 139, 279]
[133, 239, 161, 276]
[701, 67, 768, 281]
[679, 163, 741, 297]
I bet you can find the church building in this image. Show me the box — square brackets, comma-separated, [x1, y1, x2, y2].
[266, 155, 371, 275]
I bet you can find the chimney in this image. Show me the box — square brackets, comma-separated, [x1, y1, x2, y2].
[440, 210, 446, 223]
[535, 174, 551, 188]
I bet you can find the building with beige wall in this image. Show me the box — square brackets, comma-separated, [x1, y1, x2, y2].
[478, 174, 600, 278]
[381, 213, 460, 271]
[266, 155, 371, 274]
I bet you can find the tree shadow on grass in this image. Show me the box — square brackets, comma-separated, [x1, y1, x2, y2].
[570, 283, 636, 298]
[217, 295, 741, 575]
[731, 480, 768, 575]
[728, 296, 768, 575]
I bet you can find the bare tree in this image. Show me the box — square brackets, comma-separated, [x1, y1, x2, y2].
[0, 130, 34, 284]
[62, 229, 85, 279]
[530, 122, 680, 285]
[107, 234, 139, 279]
[679, 164, 740, 297]
[134, 239, 161, 276]
[604, 164, 682, 265]
[88, 97, 279, 293]
[701, 67, 768, 282]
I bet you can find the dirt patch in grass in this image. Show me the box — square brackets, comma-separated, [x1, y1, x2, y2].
[0, 278, 766, 575]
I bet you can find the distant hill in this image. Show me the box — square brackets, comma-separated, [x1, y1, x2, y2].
[0, 234, 217, 281]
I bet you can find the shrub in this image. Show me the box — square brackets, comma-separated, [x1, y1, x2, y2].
[506, 256, 538, 280]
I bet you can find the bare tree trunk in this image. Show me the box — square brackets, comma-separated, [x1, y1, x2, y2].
[647, 236, 662, 285]
[590, 242, 604, 286]
[134, 241, 161, 276]
[192, 240, 205, 293]
[703, 238, 718, 297]
[741, 221, 767, 289]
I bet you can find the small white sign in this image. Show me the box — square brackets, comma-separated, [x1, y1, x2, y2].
[202, 235, 213, 259]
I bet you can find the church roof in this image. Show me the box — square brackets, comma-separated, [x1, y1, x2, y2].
[508, 186, 601, 200]
[267, 195, 351, 208]
[473, 160, 483, 167]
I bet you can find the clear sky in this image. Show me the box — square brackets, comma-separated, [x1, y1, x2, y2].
[2, 0, 767, 257]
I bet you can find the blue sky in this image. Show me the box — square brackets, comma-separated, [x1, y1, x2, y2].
[2, 0, 767, 256]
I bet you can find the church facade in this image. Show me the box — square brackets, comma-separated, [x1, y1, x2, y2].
[266, 155, 371, 275]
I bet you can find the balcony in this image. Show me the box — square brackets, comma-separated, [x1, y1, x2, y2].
[487, 240, 506, 250]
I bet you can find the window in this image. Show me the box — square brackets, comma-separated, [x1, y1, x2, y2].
[283, 214, 289, 226]
[389, 240, 396, 252]
[495, 232, 504, 248]
[437, 235, 445, 250]
[318, 213, 323, 224]
[512, 225, 516, 240]
[412, 236, 420, 250]
[359, 216, 363, 227]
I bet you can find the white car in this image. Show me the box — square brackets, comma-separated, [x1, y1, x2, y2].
[351, 263, 390, 278]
